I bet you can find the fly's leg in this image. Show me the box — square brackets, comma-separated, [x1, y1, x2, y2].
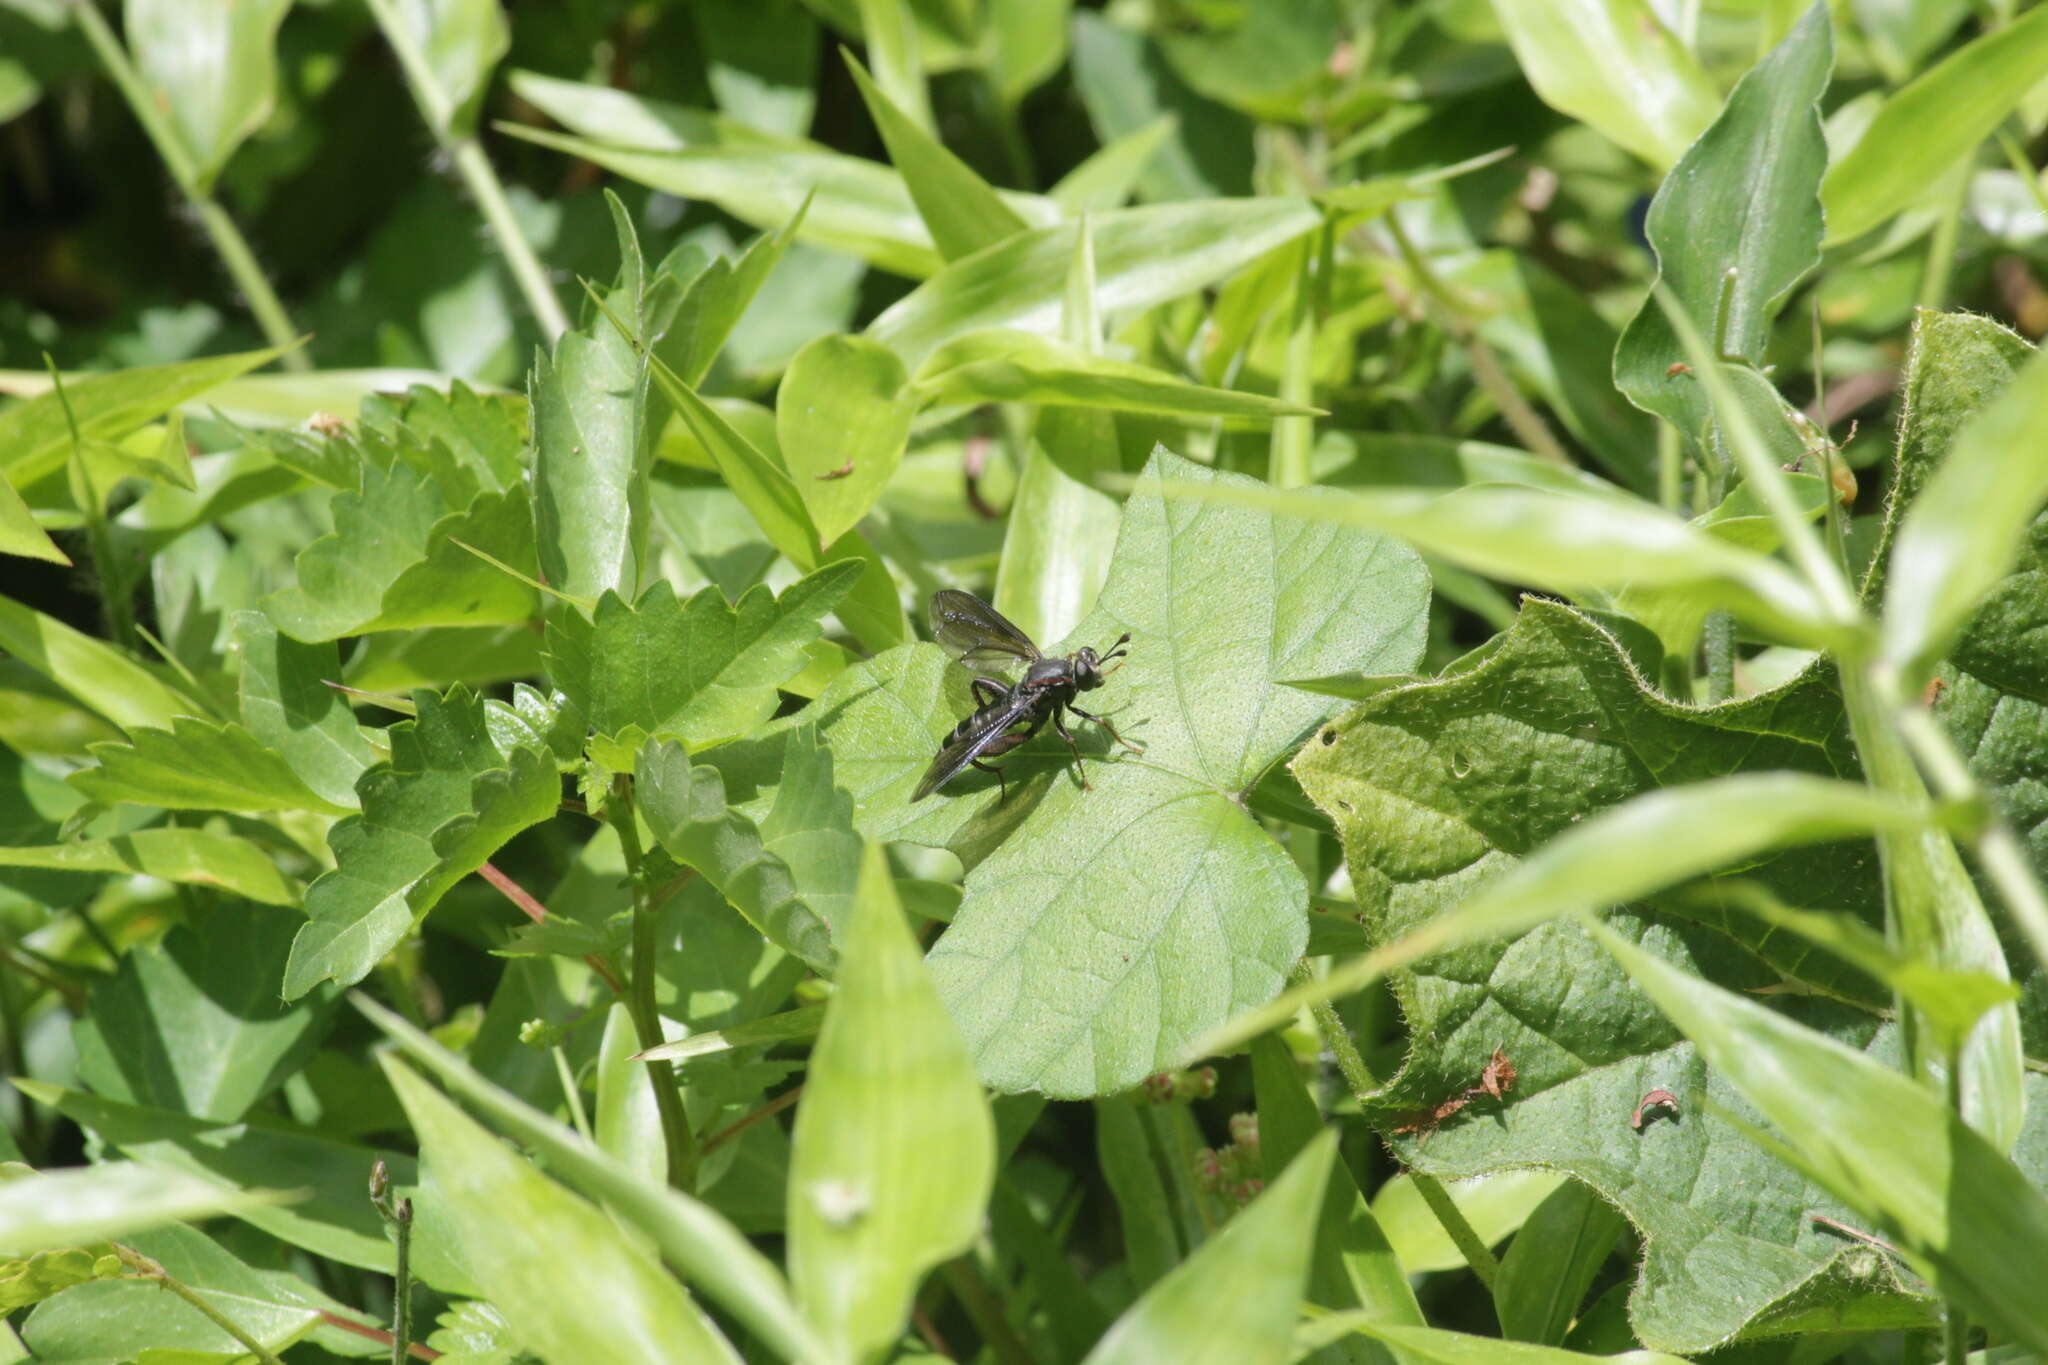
[1051, 707, 1092, 790]
[971, 677, 1008, 708]
[1068, 704, 1144, 756]
[970, 757, 1009, 804]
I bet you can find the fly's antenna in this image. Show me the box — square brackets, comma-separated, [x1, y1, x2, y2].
[1101, 632, 1133, 674]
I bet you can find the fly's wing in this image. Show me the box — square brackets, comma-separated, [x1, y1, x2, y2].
[929, 589, 1040, 670]
[913, 690, 1035, 801]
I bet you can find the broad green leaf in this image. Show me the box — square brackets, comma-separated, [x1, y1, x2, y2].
[1250, 1035, 1419, 1346]
[68, 715, 349, 815]
[1596, 928, 2048, 1353]
[1083, 1132, 1335, 1365]
[1495, 1179, 1627, 1345]
[692, 0, 819, 139]
[0, 593, 199, 733]
[776, 334, 916, 547]
[0, 343, 289, 490]
[866, 199, 1323, 367]
[0, 1162, 279, 1257]
[1616, 4, 1833, 439]
[706, 451, 1429, 1096]
[1881, 341, 2048, 684]
[788, 843, 994, 1363]
[19, 1223, 381, 1363]
[638, 729, 858, 969]
[913, 329, 1319, 421]
[1487, 0, 1718, 169]
[845, 51, 1028, 261]
[355, 995, 822, 1363]
[124, 0, 291, 191]
[545, 562, 859, 750]
[283, 686, 561, 999]
[1823, 5, 2048, 244]
[12, 1081, 467, 1291]
[0, 828, 294, 906]
[1277, 601, 1948, 1349]
[74, 903, 337, 1122]
[261, 421, 538, 641]
[364, 0, 510, 138]
[992, 437, 1120, 648]
[232, 610, 376, 811]
[384, 1058, 741, 1364]
[532, 198, 654, 607]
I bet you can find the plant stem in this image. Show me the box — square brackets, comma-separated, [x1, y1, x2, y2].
[607, 778, 701, 1193]
[115, 1245, 291, 1365]
[1945, 1304, 1969, 1365]
[1407, 1172, 1500, 1296]
[1657, 421, 1684, 514]
[1917, 168, 1970, 314]
[1703, 612, 1735, 702]
[1293, 960, 1380, 1099]
[449, 139, 571, 341]
[362, 0, 568, 340]
[1272, 237, 1319, 489]
[390, 1198, 414, 1365]
[69, 0, 309, 371]
[940, 1255, 1041, 1365]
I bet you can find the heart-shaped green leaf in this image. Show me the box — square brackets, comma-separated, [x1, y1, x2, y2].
[775, 335, 916, 549]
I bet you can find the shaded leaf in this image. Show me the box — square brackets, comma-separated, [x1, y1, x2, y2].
[0, 828, 295, 906]
[68, 716, 349, 815]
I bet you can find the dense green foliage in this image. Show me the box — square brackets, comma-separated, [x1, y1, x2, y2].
[6, 0, 2048, 1361]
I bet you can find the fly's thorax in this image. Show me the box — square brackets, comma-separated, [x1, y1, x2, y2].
[1024, 657, 1071, 687]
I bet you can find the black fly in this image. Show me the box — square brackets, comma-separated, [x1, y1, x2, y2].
[913, 590, 1141, 802]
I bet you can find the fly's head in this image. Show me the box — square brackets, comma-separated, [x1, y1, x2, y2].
[1072, 632, 1132, 691]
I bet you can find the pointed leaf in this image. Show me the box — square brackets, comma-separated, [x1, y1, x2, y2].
[913, 329, 1320, 420]
[232, 610, 376, 811]
[0, 828, 294, 906]
[68, 716, 350, 815]
[845, 50, 1028, 261]
[789, 843, 994, 1363]
[123, 0, 291, 191]
[0, 1162, 280, 1258]
[0, 593, 199, 733]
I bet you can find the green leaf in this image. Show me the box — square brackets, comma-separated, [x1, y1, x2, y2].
[1069, 11, 1253, 203]
[0, 1162, 280, 1258]
[1082, 1132, 1335, 1365]
[638, 728, 859, 969]
[776, 334, 916, 548]
[545, 561, 859, 750]
[1301, 1319, 1689, 1365]
[1048, 115, 1177, 215]
[383, 1058, 743, 1364]
[1823, 5, 2048, 244]
[1616, 4, 1833, 439]
[20, 1223, 381, 1363]
[503, 120, 945, 279]
[68, 716, 350, 815]
[355, 994, 823, 1363]
[1595, 927, 2048, 1353]
[261, 420, 538, 642]
[912, 329, 1319, 421]
[991, 437, 1121, 648]
[661, 210, 808, 390]
[532, 199, 654, 607]
[1155, 479, 1843, 652]
[1371, 1171, 1567, 1276]
[74, 902, 337, 1122]
[283, 686, 561, 999]
[0, 594, 199, 734]
[1495, 1179, 1626, 1345]
[1488, 0, 1718, 169]
[12, 1081, 466, 1291]
[0, 828, 295, 906]
[711, 451, 1428, 1096]
[788, 843, 994, 1363]
[364, 0, 510, 138]
[866, 199, 1324, 367]
[1274, 601, 1963, 1349]
[232, 610, 377, 811]
[845, 50, 1028, 261]
[1881, 342, 2048, 684]
[0, 344, 290, 490]
[0, 474, 66, 565]
[124, 0, 291, 192]
[1153, 0, 1338, 122]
